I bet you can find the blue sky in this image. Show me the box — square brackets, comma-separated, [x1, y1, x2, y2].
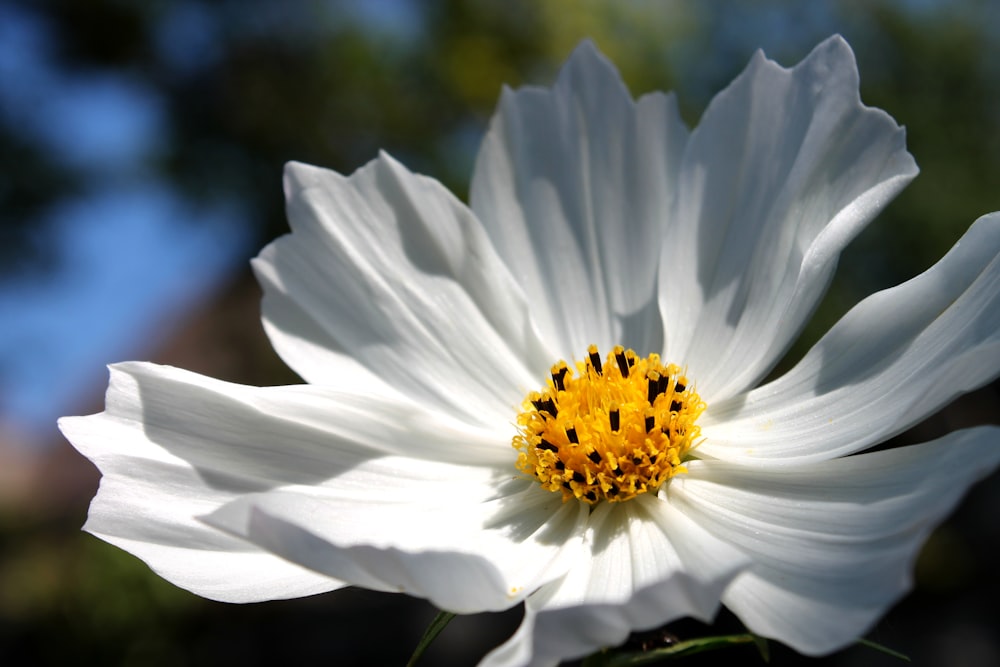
[0, 186, 247, 437]
[0, 0, 432, 446]
[0, 4, 251, 444]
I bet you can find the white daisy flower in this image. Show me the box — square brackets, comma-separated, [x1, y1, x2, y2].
[59, 36, 1000, 667]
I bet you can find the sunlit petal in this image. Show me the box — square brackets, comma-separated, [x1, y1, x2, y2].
[256, 153, 554, 428]
[674, 427, 1000, 653]
[701, 213, 1000, 463]
[481, 496, 748, 666]
[662, 36, 918, 403]
[472, 41, 687, 358]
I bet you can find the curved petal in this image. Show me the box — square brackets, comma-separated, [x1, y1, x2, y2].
[480, 495, 748, 667]
[206, 480, 588, 614]
[662, 36, 918, 402]
[255, 153, 554, 429]
[57, 361, 513, 602]
[470, 41, 688, 359]
[701, 213, 1000, 463]
[671, 427, 1000, 655]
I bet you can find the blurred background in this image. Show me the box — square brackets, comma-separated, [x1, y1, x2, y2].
[1, 0, 998, 664]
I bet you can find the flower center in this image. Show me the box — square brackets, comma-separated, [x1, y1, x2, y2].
[513, 345, 704, 504]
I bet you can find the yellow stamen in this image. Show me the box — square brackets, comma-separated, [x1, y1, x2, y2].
[513, 345, 705, 504]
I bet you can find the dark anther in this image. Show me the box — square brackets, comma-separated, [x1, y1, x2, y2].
[615, 349, 630, 378]
[658, 374, 669, 397]
[563, 481, 572, 489]
[627, 354, 635, 368]
[585, 491, 597, 502]
[566, 426, 579, 444]
[645, 414, 655, 432]
[649, 454, 658, 464]
[675, 381, 686, 393]
[632, 456, 643, 465]
[555, 461, 566, 471]
[542, 398, 558, 418]
[537, 439, 558, 452]
[647, 373, 661, 404]
[612, 464, 622, 475]
[607, 485, 619, 497]
[587, 450, 602, 464]
[573, 471, 586, 483]
[531, 398, 559, 417]
[609, 408, 620, 432]
[588, 346, 603, 375]
[670, 400, 682, 413]
[551, 366, 568, 391]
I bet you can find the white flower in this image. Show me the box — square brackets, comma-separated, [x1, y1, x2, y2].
[59, 36, 1000, 667]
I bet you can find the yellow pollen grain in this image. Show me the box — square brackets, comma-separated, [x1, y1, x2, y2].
[513, 345, 705, 505]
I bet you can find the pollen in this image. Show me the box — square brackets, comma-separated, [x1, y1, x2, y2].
[513, 345, 705, 504]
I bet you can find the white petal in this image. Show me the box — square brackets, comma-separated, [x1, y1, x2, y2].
[206, 480, 588, 614]
[701, 212, 1000, 463]
[255, 153, 554, 428]
[58, 361, 513, 601]
[671, 427, 1000, 655]
[480, 495, 748, 667]
[663, 36, 918, 402]
[470, 41, 688, 359]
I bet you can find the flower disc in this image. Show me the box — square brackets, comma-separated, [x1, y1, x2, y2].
[514, 345, 705, 504]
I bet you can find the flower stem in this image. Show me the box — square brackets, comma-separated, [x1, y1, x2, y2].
[406, 610, 456, 667]
[581, 632, 764, 666]
[857, 638, 911, 662]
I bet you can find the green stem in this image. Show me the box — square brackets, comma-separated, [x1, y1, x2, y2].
[406, 610, 457, 667]
[857, 638, 911, 662]
[582, 632, 762, 666]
